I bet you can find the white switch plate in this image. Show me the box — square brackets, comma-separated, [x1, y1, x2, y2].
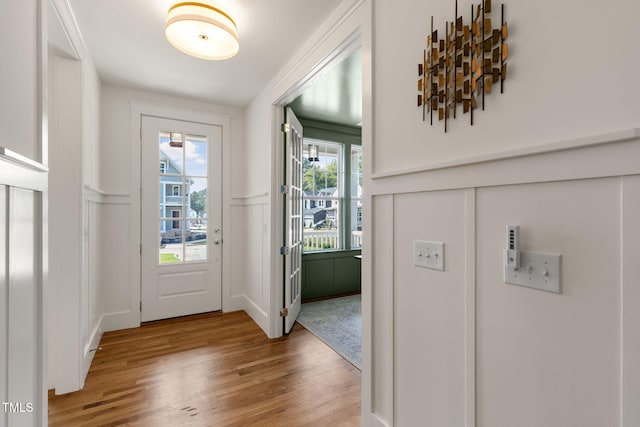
[504, 250, 561, 293]
[414, 240, 445, 271]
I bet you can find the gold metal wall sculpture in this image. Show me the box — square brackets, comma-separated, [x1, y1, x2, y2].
[418, 0, 508, 132]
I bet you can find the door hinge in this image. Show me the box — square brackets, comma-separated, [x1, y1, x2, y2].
[281, 123, 290, 133]
[140, 243, 142, 255]
[280, 307, 289, 317]
[280, 246, 290, 256]
[140, 301, 142, 312]
[280, 184, 289, 194]
[140, 187, 143, 199]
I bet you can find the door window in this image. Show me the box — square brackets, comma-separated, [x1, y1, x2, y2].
[158, 131, 208, 264]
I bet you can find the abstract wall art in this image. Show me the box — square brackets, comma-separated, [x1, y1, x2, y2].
[417, 0, 508, 132]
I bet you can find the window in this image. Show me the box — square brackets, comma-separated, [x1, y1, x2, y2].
[302, 139, 362, 252]
[158, 131, 209, 264]
[171, 210, 181, 229]
[350, 145, 363, 248]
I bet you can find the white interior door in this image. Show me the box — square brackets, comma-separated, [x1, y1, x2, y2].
[284, 108, 303, 333]
[141, 116, 222, 322]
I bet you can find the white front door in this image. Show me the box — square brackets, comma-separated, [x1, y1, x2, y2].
[141, 116, 222, 322]
[283, 108, 303, 333]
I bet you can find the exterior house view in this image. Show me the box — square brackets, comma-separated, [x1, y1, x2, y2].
[2, 0, 640, 426]
[159, 149, 191, 236]
[303, 187, 338, 228]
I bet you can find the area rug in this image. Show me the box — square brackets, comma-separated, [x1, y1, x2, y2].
[296, 294, 361, 369]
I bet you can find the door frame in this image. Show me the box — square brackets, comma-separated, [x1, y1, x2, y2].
[269, 30, 365, 338]
[139, 115, 223, 322]
[130, 104, 232, 326]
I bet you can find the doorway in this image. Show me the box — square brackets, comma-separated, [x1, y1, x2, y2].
[281, 48, 363, 366]
[140, 116, 223, 322]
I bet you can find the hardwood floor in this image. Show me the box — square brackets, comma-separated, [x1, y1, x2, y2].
[48, 311, 361, 426]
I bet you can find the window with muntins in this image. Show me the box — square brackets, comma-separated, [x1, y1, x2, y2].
[158, 130, 209, 264]
[302, 139, 362, 252]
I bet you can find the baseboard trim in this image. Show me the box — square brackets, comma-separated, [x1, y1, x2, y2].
[82, 315, 104, 383]
[102, 310, 140, 332]
[369, 413, 392, 427]
[230, 294, 270, 337]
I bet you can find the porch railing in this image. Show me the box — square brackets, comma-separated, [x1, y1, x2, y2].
[303, 230, 363, 250]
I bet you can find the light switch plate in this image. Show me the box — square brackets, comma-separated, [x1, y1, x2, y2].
[414, 240, 445, 271]
[504, 250, 561, 293]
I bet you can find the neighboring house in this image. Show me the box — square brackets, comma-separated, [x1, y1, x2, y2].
[302, 187, 338, 228]
[315, 187, 337, 208]
[159, 150, 193, 234]
[303, 191, 317, 209]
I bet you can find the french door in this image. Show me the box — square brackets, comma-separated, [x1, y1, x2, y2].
[283, 108, 303, 333]
[141, 116, 222, 322]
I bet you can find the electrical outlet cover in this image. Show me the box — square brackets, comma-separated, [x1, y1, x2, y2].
[414, 240, 445, 271]
[504, 250, 561, 293]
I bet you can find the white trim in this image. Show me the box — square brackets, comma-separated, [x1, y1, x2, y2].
[82, 315, 103, 381]
[268, 0, 369, 339]
[230, 294, 269, 333]
[229, 193, 270, 207]
[622, 175, 640, 425]
[371, 128, 640, 180]
[368, 194, 393, 425]
[101, 310, 139, 333]
[130, 102, 233, 323]
[0, 147, 48, 172]
[368, 132, 640, 197]
[269, 106, 285, 339]
[230, 192, 269, 200]
[83, 186, 131, 205]
[464, 189, 476, 427]
[267, 1, 365, 100]
[0, 157, 47, 192]
[369, 413, 392, 427]
[49, 0, 89, 59]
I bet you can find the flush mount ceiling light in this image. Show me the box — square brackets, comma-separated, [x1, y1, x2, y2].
[165, 1, 239, 60]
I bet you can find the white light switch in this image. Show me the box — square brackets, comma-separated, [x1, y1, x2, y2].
[504, 250, 561, 293]
[414, 240, 445, 271]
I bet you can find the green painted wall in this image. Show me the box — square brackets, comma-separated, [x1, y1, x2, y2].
[295, 119, 363, 300]
[302, 250, 361, 300]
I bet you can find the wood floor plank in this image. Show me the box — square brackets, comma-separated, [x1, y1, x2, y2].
[48, 311, 361, 426]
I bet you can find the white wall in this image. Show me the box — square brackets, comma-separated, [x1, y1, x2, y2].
[99, 85, 246, 331]
[0, 0, 39, 162]
[372, 0, 640, 174]
[366, 0, 640, 425]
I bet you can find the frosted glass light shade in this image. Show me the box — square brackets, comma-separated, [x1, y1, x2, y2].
[165, 2, 239, 60]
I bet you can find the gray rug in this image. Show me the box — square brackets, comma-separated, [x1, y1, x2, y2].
[296, 295, 361, 369]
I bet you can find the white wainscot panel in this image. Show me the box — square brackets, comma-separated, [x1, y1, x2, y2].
[8, 188, 39, 427]
[393, 189, 468, 427]
[476, 178, 621, 426]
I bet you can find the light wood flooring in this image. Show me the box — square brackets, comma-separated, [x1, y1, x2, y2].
[48, 311, 361, 426]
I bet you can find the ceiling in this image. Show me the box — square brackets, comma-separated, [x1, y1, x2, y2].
[288, 49, 362, 128]
[66, 0, 343, 108]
